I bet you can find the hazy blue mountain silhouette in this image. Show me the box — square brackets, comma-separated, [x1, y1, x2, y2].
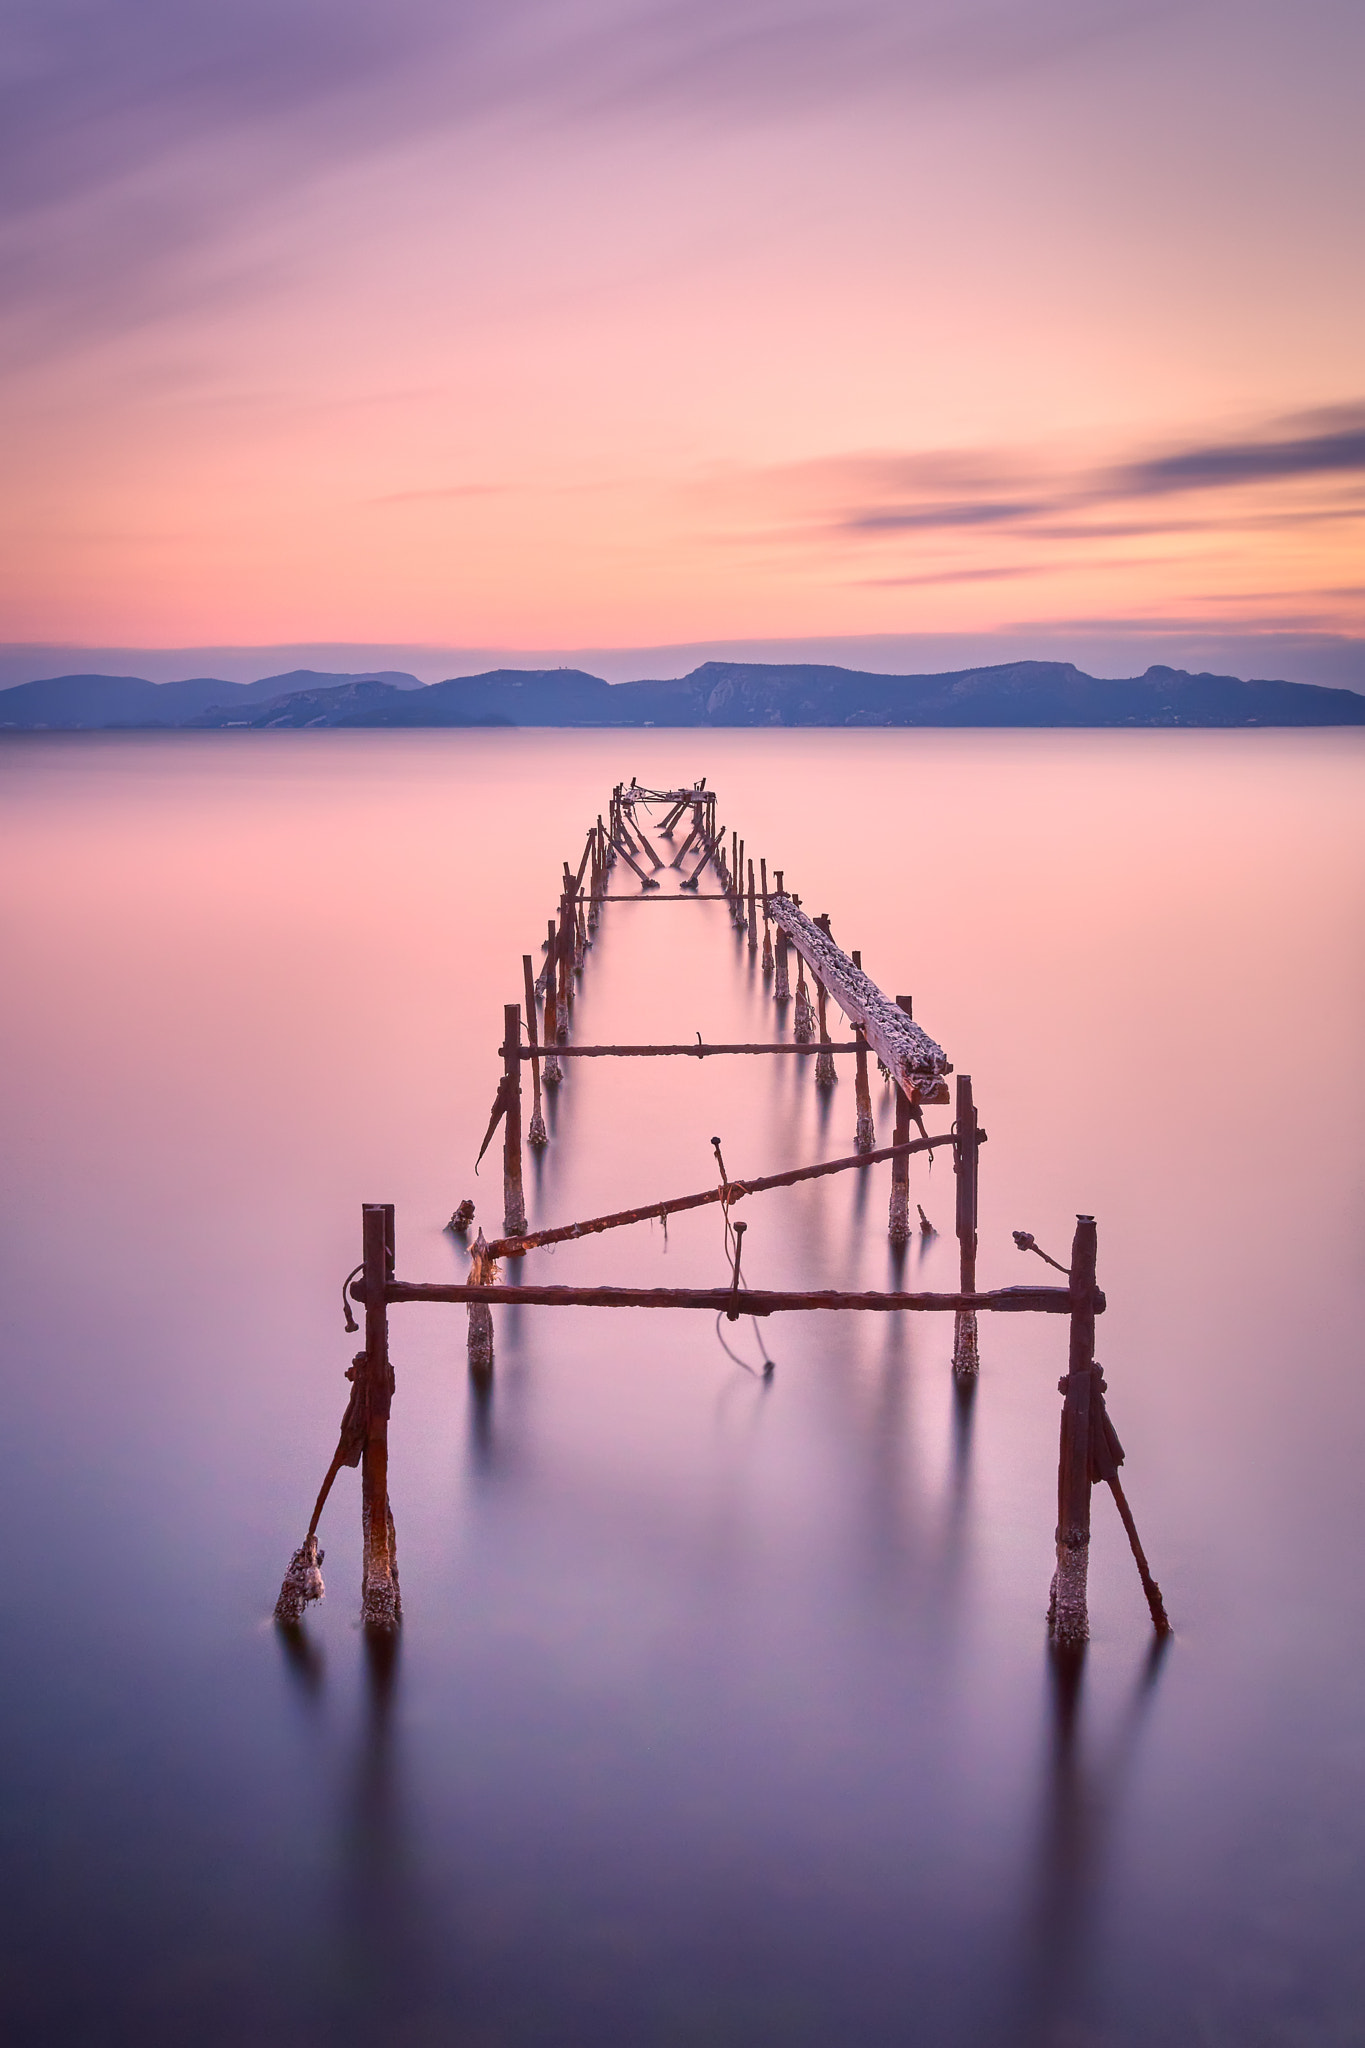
[3, 658, 1361, 729]
[0, 669, 424, 728]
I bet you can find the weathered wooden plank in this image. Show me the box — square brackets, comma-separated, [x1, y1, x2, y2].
[768, 895, 951, 1099]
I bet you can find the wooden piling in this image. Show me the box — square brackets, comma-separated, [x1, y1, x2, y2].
[813, 914, 837, 1083]
[466, 1228, 495, 1375]
[747, 859, 758, 950]
[793, 948, 815, 1041]
[773, 870, 791, 999]
[851, 952, 875, 1151]
[888, 997, 915, 1242]
[502, 1003, 527, 1235]
[543, 919, 562, 1084]
[952, 1074, 980, 1378]
[1050, 1215, 1097, 1647]
[672, 809, 703, 868]
[760, 860, 774, 972]
[557, 889, 573, 1028]
[360, 1202, 401, 1631]
[522, 955, 547, 1147]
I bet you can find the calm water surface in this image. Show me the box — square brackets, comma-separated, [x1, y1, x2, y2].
[0, 729, 1361, 2046]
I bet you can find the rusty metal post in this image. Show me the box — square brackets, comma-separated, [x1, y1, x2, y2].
[813, 914, 837, 1083]
[851, 952, 875, 1150]
[502, 1003, 527, 1235]
[888, 996, 914, 1241]
[952, 1073, 980, 1377]
[557, 889, 573, 1029]
[564, 863, 585, 968]
[543, 919, 562, 1084]
[773, 869, 791, 1000]
[360, 1202, 400, 1631]
[1050, 1215, 1097, 1647]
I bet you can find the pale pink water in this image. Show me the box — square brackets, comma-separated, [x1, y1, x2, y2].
[0, 728, 1361, 2045]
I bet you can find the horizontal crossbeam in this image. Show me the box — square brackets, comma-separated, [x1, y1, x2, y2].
[507, 1041, 863, 1058]
[352, 1280, 1096, 1316]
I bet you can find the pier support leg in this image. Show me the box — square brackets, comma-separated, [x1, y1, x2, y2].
[1049, 1216, 1097, 1647]
[813, 915, 837, 1083]
[814, 981, 836, 1083]
[523, 955, 548, 1147]
[888, 996, 915, 1241]
[853, 1022, 875, 1152]
[794, 956, 814, 1041]
[557, 891, 573, 1031]
[360, 1203, 401, 1632]
[888, 1097, 911, 1243]
[466, 1230, 495, 1377]
[543, 920, 562, 1084]
[952, 1073, 980, 1378]
[502, 1003, 527, 1235]
[772, 873, 791, 1000]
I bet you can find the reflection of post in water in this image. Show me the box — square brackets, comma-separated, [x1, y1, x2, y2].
[332, 1627, 437, 2028]
[275, 1618, 325, 1704]
[1014, 1636, 1170, 2044]
[949, 1369, 977, 1518]
[467, 1363, 496, 1475]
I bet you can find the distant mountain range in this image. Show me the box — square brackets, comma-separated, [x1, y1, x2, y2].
[0, 668, 426, 728]
[2, 659, 1362, 729]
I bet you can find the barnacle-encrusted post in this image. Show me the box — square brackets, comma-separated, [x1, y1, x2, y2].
[466, 1228, 496, 1377]
[772, 871, 791, 1000]
[274, 1534, 325, 1624]
[793, 951, 815, 1042]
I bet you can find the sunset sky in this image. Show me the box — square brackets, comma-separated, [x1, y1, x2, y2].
[3, 0, 1362, 680]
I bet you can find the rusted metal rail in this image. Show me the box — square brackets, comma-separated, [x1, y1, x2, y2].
[354, 1279, 1090, 1316]
[508, 1040, 863, 1058]
[484, 1132, 961, 1261]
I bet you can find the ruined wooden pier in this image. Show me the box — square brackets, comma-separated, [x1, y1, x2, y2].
[275, 779, 1169, 1652]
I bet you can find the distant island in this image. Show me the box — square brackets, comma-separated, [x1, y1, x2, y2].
[2, 658, 1363, 730]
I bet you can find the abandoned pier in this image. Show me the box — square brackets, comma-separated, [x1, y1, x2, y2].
[275, 779, 1169, 1653]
